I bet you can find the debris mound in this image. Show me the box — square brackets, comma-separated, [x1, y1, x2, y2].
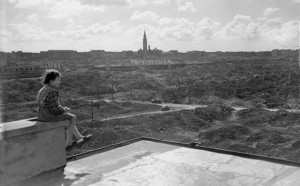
[194, 105, 234, 121]
[199, 125, 251, 144]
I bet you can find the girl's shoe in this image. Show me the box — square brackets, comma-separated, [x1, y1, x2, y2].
[66, 139, 84, 151]
[83, 134, 92, 141]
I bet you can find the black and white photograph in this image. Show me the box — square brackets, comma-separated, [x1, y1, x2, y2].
[0, 0, 299, 185]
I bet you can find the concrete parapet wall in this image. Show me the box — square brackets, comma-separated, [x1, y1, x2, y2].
[0, 118, 69, 186]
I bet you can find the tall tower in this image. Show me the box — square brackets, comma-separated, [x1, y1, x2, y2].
[143, 30, 147, 56]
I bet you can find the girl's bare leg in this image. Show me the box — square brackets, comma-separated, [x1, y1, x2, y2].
[66, 115, 84, 146]
[70, 115, 84, 139]
[66, 127, 73, 146]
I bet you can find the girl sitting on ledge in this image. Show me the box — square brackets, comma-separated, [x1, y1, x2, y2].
[37, 69, 92, 150]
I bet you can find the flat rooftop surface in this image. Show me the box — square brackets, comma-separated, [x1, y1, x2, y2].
[56, 140, 300, 186]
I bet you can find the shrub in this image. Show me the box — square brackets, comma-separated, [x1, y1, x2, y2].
[267, 133, 290, 144]
[246, 132, 266, 143]
[194, 105, 234, 121]
[199, 125, 251, 144]
[291, 141, 300, 149]
[227, 143, 256, 154]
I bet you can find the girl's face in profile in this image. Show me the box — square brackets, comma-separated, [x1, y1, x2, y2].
[50, 76, 61, 88]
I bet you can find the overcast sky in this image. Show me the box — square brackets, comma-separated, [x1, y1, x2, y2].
[0, 0, 299, 52]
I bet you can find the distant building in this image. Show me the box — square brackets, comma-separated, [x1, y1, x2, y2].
[0, 52, 8, 66]
[271, 49, 299, 61]
[169, 50, 178, 54]
[271, 49, 298, 57]
[0, 61, 63, 79]
[40, 50, 77, 60]
[271, 49, 281, 57]
[256, 51, 272, 57]
[131, 58, 174, 66]
[90, 50, 105, 58]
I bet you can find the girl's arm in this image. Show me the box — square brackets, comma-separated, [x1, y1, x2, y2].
[46, 91, 65, 115]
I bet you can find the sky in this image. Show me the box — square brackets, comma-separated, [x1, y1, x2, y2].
[0, 0, 299, 52]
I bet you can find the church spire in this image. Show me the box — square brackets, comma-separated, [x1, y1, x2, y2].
[143, 30, 147, 55]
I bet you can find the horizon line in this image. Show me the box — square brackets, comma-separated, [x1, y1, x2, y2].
[1, 48, 299, 53]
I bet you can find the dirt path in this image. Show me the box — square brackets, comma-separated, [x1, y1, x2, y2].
[95, 100, 206, 122]
[100, 109, 188, 121]
[105, 99, 300, 113]
[97, 100, 300, 121]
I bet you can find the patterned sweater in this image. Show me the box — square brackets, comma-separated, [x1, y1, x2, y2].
[37, 84, 65, 121]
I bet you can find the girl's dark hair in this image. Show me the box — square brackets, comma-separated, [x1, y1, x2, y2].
[42, 69, 61, 85]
